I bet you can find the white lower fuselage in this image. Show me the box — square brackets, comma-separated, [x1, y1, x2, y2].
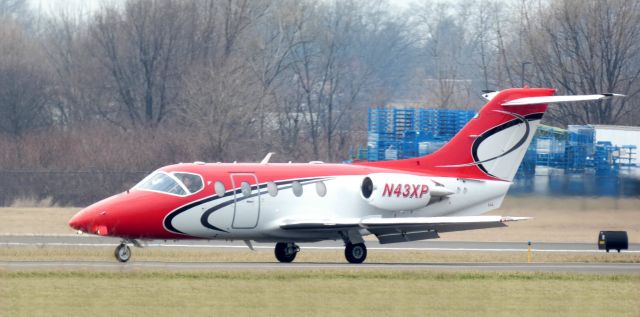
[168, 171, 511, 242]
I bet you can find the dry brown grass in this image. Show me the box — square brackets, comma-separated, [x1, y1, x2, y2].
[0, 197, 637, 243]
[441, 197, 640, 243]
[0, 207, 79, 235]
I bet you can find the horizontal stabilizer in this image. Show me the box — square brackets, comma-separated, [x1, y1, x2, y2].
[503, 93, 624, 106]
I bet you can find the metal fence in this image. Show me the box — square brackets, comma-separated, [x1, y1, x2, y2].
[0, 170, 149, 207]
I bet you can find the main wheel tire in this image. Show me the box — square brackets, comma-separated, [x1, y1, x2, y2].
[114, 244, 131, 263]
[345, 243, 367, 264]
[274, 242, 298, 263]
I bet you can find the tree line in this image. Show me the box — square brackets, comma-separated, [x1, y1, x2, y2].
[1, 0, 639, 174]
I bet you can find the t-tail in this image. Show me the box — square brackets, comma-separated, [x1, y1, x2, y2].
[363, 87, 623, 182]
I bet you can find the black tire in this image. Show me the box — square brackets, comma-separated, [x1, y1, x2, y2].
[114, 244, 131, 263]
[274, 242, 298, 263]
[345, 243, 367, 264]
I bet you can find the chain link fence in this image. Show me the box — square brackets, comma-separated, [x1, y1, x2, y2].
[0, 171, 149, 207]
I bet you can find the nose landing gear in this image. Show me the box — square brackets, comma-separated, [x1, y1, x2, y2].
[274, 242, 299, 263]
[114, 239, 143, 262]
[114, 243, 131, 262]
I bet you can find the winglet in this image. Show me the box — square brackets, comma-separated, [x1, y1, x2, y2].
[260, 152, 275, 164]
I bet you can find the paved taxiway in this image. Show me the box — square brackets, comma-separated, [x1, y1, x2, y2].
[1, 234, 639, 252]
[1, 235, 639, 273]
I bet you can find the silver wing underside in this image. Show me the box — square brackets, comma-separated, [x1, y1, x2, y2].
[280, 216, 530, 244]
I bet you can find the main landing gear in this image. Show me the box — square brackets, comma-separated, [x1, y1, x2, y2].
[344, 242, 367, 264]
[114, 243, 131, 262]
[274, 241, 368, 264]
[275, 242, 299, 262]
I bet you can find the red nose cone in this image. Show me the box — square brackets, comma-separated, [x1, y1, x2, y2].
[68, 210, 89, 231]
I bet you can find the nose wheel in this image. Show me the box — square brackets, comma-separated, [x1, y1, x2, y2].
[274, 242, 299, 263]
[114, 243, 131, 262]
[345, 242, 367, 264]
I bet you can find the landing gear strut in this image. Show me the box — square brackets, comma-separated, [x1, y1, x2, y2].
[114, 243, 131, 262]
[275, 242, 299, 263]
[344, 242, 367, 264]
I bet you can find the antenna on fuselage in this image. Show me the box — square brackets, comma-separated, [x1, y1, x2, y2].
[260, 152, 275, 164]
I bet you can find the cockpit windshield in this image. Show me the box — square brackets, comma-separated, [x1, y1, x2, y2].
[135, 172, 204, 196]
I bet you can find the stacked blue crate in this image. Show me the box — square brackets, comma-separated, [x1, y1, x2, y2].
[367, 107, 477, 161]
[401, 130, 420, 158]
[416, 109, 439, 139]
[412, 109, 475, 156]
[392, 109, 416, 138]
[436, 110, 456, 139]
[366, 108, 397, 161]
[515, 140, 538, 179]
[594, 141, 620, 176]
[565, 125, 595, 172]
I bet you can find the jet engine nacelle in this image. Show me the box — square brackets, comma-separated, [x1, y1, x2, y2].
[360, 173, 444, 211]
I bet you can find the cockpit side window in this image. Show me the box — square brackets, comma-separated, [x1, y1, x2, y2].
[174, 172, 204, 194]
[135, 172, 204, 196]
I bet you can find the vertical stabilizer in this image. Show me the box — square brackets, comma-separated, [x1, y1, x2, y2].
[362, 88, 555, 181]
[361, 88, 622, 181]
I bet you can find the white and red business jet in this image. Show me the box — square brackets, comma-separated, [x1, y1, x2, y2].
[68, 88, 622, 263]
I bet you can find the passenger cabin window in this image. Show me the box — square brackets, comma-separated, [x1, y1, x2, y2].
[214, 181, 226, 198]
[292, 181, 303, 197]
[240, 181, 252, 197]
[136, 172, 204, 196]
[316, 181, 327, 197]
[267, 182, 278, 197]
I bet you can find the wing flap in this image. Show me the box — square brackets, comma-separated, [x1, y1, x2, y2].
[280, 215, 530, 242]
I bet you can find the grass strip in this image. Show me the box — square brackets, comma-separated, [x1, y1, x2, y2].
[1, 270, 639, 317]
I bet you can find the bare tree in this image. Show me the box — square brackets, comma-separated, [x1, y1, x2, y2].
[522, 0, 640, 125]
[244, 0, 302, 153]
[181, 62, 259, 161]
[0, 0, 28, 20]
[0, 18, 51, 138]
[87, 0, 186, 127]
[410, 1, 477, 108]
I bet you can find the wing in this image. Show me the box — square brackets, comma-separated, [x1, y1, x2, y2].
[280, 216, 530, 244]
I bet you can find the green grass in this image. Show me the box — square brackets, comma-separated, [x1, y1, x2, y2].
[1, 270, 639, 317]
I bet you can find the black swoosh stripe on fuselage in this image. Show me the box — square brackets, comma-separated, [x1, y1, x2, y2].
[199, 177, 331, 232]
[163, 177, 329, 235]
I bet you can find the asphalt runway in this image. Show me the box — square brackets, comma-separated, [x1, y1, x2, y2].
[1, 235, 639, 273]
[1, 234, 639, 252]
